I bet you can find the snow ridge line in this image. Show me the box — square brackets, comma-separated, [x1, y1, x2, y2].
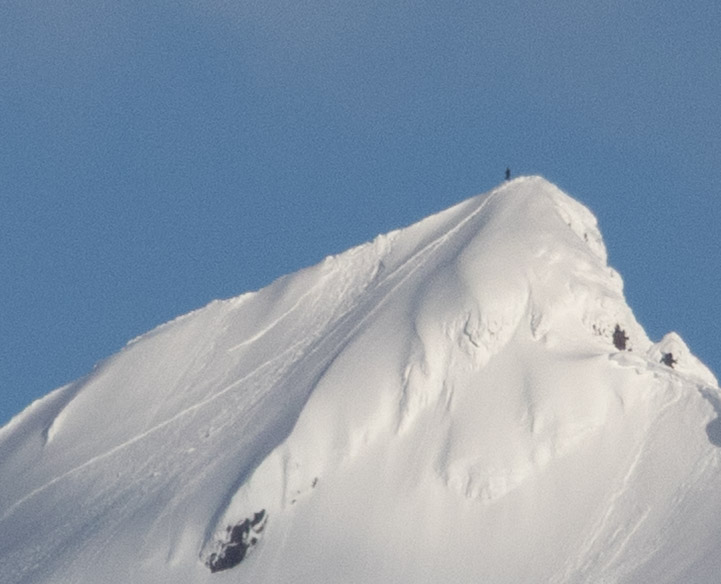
[197, 185, 507, 539]
[227, 180, 512, 355]
[321, 183, 506, 342]
[0, 186, 502, 525]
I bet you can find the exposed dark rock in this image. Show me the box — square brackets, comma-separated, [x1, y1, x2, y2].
[661, 352, 677, 368]
[613, 325, 629, 351]
[206, 510, 267, 573]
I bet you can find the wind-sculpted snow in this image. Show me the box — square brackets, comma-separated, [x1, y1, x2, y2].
[1, 176, 719, 584]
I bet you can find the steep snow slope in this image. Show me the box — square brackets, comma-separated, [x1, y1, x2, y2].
[1, 177, 719, 584]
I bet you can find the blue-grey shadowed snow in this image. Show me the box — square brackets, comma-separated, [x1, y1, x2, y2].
[699, 388, 721, 447]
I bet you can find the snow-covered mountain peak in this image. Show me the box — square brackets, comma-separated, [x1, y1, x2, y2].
[1, 177, 719, 584]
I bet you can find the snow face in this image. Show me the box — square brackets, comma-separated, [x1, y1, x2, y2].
[1, 176, 719, 584]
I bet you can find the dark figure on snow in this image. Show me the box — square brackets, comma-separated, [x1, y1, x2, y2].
[505, 167, 511, 181]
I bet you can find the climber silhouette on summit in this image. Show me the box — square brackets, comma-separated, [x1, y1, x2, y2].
[505, 168, 511, 181]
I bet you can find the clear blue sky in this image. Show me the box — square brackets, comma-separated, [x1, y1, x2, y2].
[2, 0, 719, 425]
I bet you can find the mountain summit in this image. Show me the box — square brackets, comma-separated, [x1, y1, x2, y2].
[1, 176, 719, 583]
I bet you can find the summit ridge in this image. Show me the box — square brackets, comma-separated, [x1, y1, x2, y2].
[1, 177, 719, 584]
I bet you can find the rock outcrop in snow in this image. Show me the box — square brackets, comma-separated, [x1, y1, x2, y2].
[205, 510, 267, 572]
[0, 176, 719, 584]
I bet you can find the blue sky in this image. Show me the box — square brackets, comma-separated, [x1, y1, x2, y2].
[2, 0, 719, 425]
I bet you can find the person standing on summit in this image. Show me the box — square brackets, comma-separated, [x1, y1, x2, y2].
[505, 168, 511, 181]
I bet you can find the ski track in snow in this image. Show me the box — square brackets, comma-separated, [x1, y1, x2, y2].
[0, 336, 307, 525]
[0, 184, 503, 529]
[5, 177, 719, 584]
[227, 276, 334, 353]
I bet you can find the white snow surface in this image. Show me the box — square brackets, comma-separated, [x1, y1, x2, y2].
[1, 176, 720, 583]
